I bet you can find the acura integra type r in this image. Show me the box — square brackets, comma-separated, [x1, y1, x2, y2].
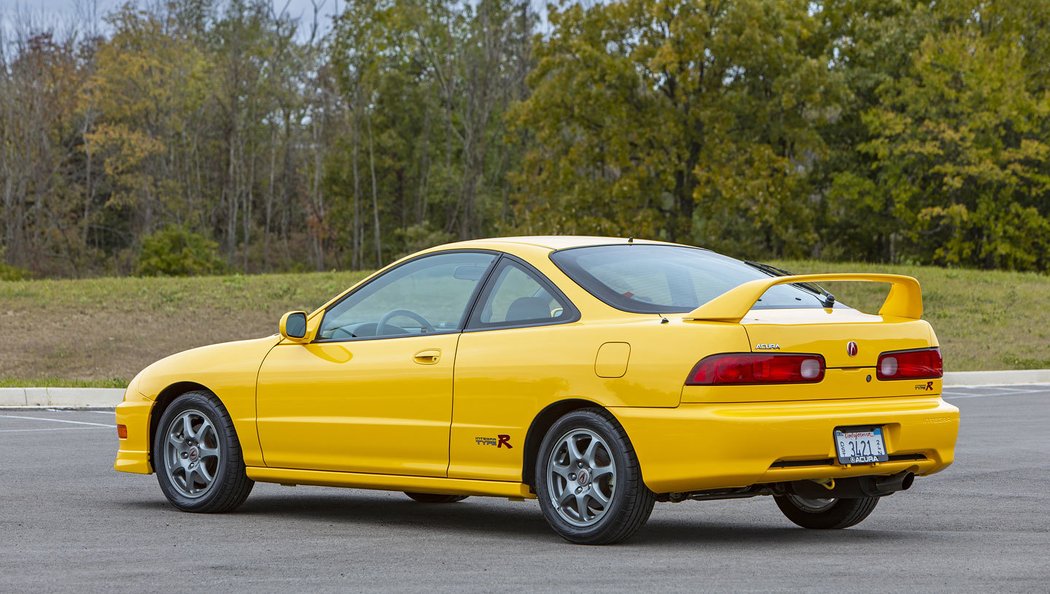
[115, 236, 959, 544]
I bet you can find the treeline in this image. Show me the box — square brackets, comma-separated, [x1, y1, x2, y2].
[1, 0, 1048, 278]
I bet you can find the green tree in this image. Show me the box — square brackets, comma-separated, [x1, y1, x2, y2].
[511, 0, 842, 258]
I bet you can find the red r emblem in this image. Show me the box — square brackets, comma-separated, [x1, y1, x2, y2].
[497, 434, 513, 449]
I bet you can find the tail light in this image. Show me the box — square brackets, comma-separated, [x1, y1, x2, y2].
[686, 353, 826, 386]
[877, 348, 942, 380]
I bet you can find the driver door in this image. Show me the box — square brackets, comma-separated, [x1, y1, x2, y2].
[255, 251, 496, 476]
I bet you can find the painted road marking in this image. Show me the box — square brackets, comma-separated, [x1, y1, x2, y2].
[0, 414, 115, 428]
[0, 427, 113, 433]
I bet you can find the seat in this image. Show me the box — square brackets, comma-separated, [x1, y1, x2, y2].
[505, 297, 550, 322]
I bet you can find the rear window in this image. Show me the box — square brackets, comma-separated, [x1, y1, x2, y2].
[549, 244, 828, 314]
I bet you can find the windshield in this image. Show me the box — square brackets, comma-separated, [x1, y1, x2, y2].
[549, 244, 832, 314]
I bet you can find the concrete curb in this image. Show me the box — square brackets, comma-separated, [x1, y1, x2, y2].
[0, 387, 125, 408]
[1, 371, 1048, 408]
[942, 370, 1050, 387]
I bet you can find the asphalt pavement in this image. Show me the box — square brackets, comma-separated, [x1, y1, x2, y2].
[2, 386, 1048, 592]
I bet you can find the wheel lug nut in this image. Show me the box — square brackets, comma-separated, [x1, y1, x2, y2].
[576, 487, 582, 493]
[569, 474, 576, 480]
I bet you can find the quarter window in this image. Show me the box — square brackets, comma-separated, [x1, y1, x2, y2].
[319, 252, 496, 340]
[470, 260, 574, 329]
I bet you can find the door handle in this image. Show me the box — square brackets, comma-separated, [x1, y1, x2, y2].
[413, 349, 441, 365]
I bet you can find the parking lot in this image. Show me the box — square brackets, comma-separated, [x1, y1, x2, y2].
[2, 386, 1048, 592]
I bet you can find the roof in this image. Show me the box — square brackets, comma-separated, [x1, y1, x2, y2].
[440, 235, 677, 251]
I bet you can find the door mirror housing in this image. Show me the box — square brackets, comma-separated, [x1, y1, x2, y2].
[279, 311, 309, 342]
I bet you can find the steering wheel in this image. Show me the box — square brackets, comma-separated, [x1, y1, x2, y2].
[376, 309, 436, 336]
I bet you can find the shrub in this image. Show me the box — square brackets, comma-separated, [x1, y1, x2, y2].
[135, 226, 228, 277]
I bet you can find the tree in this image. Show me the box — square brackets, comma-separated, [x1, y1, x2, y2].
[511, 0, 842, 258]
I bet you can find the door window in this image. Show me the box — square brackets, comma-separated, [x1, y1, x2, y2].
[469, 259, 576, 329]
[319, 251, 496, 340]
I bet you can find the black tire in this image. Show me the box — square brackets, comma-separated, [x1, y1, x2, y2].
[404, 492, 469, 503]
[534, 408, 655, 545]
[774, 494, 879, 529]
[153, 390, 254, 513]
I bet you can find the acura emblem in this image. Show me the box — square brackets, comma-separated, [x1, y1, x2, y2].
[846, 341, 858, 357]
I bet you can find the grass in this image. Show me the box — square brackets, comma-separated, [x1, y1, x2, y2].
[0, 261, 1045, 386]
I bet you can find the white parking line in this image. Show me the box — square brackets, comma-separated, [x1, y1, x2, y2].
[0, 414, 116, 428]
[943, 390, 1049, 399]
[0, 426, 113, 433]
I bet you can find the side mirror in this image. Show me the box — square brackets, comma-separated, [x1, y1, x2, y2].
[279, 311, 309, 342]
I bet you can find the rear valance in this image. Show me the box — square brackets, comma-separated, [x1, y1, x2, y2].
[683, 273, 923, 323]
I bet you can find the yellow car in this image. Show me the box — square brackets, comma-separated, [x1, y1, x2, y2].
[115, 236, 958, 544]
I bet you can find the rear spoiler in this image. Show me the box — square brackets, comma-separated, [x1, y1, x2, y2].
[683, 273, 923, 323]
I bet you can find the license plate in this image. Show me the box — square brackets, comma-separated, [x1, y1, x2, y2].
[834, 427, 889, 465]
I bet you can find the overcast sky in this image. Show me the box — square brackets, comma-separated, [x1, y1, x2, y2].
[0, 0, 343, 36]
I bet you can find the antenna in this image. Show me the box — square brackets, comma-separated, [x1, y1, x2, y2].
[627, 237, 634, 244]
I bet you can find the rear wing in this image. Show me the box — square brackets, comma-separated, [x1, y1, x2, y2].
[683, 273, 923, 323]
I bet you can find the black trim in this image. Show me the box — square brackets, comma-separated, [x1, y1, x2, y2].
[313, 249, 501, 344]
[464, 254, 581, 332]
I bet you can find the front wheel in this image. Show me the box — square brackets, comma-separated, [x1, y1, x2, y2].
[774, 494, 879, 529]
[535, 409, 655, 545]
[153, 390, 254, 513]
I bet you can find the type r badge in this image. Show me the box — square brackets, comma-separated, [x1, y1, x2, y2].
[474, 435, 513, 449]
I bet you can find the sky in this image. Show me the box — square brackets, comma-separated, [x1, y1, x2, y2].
[0, 0, 344, 37]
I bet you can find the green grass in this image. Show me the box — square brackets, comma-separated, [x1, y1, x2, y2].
[0, 261, 1046, 386]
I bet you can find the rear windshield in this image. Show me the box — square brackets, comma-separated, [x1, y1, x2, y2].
[549, 244, 828, 314]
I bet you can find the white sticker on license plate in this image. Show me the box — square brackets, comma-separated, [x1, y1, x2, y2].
[834, 427, 889, 465]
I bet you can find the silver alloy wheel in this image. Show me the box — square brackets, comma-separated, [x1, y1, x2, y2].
[546, 428, 617, 528]
[163, 409, 221, 499]
[787, 494, 838, 513]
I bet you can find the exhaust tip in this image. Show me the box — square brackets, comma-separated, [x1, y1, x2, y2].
[901, 472, 915, 491]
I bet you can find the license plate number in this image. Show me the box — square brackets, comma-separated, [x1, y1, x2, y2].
[834, 427, 889, 465]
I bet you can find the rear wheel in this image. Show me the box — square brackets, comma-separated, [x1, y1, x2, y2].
[535, 409, 655, 545]
[774, 494, 879, 529]
[404, 492, 468, 503]
[153, 390, 254, 513]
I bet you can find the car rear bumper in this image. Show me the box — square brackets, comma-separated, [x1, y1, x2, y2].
[114, 394, 154, 474]
[611, 395, 959, 494]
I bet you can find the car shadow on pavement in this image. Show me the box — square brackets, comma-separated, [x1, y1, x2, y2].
[120, 492, 921, 546]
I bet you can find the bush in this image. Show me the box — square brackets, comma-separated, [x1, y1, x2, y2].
[0, 262, 30, 281]
[135, 226, 228, 277]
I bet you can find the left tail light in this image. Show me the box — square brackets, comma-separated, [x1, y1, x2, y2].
[877, 347, 942, 380]
[686, 353, 826, 386]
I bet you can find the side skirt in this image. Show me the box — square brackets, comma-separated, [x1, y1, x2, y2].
[246, 466, 536, 499]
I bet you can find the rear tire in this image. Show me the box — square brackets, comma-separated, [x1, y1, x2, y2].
[153, 390, 254, 513]
[774, 494, 879, 529]
[404, 492, 468, 503]
[535, 409, 655, 545]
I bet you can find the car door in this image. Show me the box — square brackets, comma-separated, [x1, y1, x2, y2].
[447, 257, 581, 482]
[255, 250, 497, 476]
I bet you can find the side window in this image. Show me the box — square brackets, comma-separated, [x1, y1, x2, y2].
[470, 260, 575, 329]
[318, 252, 495, 340]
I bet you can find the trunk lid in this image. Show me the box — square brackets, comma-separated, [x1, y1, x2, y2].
[741, 307, 934, 368]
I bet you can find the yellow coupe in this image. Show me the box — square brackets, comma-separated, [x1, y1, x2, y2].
[115, 236, 958, 544]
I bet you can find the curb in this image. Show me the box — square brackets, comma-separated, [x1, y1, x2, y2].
[0, 387, 125, 408]
[942, 369, 1050, 387]
[1, 371, 1048, 408]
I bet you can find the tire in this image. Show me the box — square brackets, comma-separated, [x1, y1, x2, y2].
[153, 390, 254, 513]
[774, 494, 879, 529]
[534, 408, 655, 545]
[404, 492, 469, 503]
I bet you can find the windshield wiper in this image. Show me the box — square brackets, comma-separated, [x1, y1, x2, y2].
[744, 260, 836, 308]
